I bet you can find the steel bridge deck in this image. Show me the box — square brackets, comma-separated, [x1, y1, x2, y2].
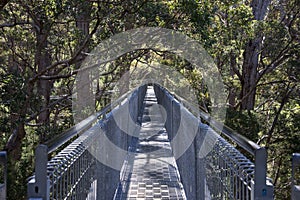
[114, 86, 186, 200]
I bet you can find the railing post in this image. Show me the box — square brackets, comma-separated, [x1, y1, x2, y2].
[27, 145, 50, 200]
[251, 147, 273, 200]
[0, 151, 7, 200]
[170, 98, 173, 139]
[195, 124, 209, 200]
[292, 153, 300, 200]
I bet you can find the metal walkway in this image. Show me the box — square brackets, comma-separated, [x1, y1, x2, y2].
[26, 83, 275, 200]
[114, 86, 186, 199]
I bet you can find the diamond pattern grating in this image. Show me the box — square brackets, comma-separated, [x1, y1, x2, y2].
[114, 86, 186, 200]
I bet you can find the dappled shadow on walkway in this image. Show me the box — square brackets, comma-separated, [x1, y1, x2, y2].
[114, 86, 186, 200]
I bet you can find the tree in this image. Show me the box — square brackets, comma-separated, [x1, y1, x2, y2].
[240, 0, 271, 110]
[0, 0, 299, 199]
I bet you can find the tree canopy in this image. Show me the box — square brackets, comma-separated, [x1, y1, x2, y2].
[0, 0, 299, 199]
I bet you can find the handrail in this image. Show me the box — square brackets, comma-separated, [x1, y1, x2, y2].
[178, 96, 260, 155]
[154, 83, 273, 199]
[155, 83, 261, 156]
[28, 84, 147, 200]
[45, 89, 133, 154]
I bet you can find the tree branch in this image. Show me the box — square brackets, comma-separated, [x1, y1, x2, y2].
[258, 40, 292, 80]
[232, 64, 242, 81]
[29, 17, 101, 83]
[0, 22, 30, 28]
[265, 83, 296, 147]
[0, 0, 10, 10]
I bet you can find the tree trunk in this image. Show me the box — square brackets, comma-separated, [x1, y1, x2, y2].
[240, 0, 270, 110]
[5, 80, 34, 160]
[5, 123, 25, 160]
[74, 2, 93, 121]
[4, 55, 28, 159]
[228, 52, 237, 108]
[36, 33, 52, 125]
[241, 38, 259, 110]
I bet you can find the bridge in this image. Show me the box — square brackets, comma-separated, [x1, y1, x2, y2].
[0, 84, 299, 199]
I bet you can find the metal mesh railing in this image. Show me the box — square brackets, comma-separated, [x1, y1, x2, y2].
[153, 83, 274, 200]
[46, 126, 99, 200]
[27, 83, 275, 199]
[27, 85, 147, 200]
[206, 137, 254, 200]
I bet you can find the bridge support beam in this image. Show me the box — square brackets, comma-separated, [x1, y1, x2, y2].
[251, 147, 273, 200]
[195, 124, 210, 200]
[27, 145, 50, 200]
[196, 157, 206, 200]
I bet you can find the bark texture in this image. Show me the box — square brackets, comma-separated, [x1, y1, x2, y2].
[240, 0, 271, 110]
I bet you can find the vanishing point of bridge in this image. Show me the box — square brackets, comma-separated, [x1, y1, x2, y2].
[1, 84, 299, 199]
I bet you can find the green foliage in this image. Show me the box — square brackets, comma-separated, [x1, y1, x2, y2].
[225, 109, 260, 142]
[175, 0, 214, 47]
[0, 73, 26, 113]
[266, 106, 300, 198]
[6, 127, 38, 200]
[0, 0, 299, 199]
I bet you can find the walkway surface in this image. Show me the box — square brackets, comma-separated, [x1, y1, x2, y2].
[114, 86, 186, 200]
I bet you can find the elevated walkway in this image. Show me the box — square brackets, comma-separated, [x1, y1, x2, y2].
[114, 86, 186, 199]
[26, 83, 274, 200]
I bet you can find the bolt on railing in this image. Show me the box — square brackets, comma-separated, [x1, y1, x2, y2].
[0, 151, 7, 200]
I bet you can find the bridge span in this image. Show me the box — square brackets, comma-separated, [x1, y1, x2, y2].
[12, 84, 279, 199]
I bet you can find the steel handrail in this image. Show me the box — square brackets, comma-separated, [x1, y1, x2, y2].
[155, 83, 261, 156]
[154, 83, 273, 199]
[45, 89, 133, 154]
